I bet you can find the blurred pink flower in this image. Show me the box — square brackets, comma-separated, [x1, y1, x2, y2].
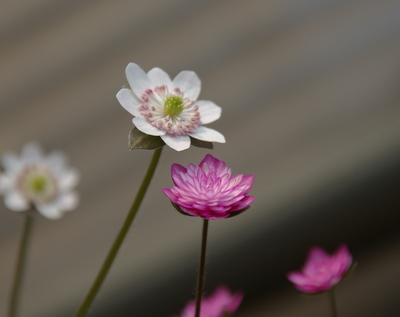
[287, 244, 352, 293]
[162, 154, 254, 220]
[175, 286, 243, 317]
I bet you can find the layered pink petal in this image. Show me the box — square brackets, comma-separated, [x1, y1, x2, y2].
[163, 154, 254, 219]
[230, 195, 254, 211]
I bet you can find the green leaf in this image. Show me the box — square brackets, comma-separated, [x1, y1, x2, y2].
[190, 137, 214, 149]
[129, 128, 165, 150]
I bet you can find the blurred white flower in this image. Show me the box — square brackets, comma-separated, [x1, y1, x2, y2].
[0, 142, 79, 219]
[117, 63, 225, 151]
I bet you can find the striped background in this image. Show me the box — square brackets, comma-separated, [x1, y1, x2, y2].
[1, 1, 400, 316]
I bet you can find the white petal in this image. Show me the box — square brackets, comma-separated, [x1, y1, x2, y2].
[58, 168, 80, 191]
[2, 152, 21, 172]
[57, 192, 79, 211]
[172, 70, 201, 101]
[147, 67, 172, 89]
[189, 126, 226, 143]
[21, 142, 43, 163]
[132, 117, 165, 136]
[4, 191, 29, 211]
[125, 63, 152, 99]
[0, 174, 13, 193]
[46, 151, 67, 172]
[161, 135, 191, 151]
[35, 203, 63, 219]
[196, 100, 222, 124]
[116, 88, 142, 116]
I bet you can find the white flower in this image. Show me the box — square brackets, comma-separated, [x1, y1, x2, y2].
[0, 142, 79, 219]
[116, 63, 226, 151]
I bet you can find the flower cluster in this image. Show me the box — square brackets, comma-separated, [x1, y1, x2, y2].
[287, 244, 352, 293]
[117, 63, 225, 151]
[1, 60, 359, 317]
[0, 142, 79, 219]
[162, 154, 254, 220]
[175, 286, 243, 317]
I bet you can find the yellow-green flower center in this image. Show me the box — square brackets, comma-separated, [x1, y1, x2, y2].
[139, 86, 201, 136]
[30, 175, 48, 194]
[17, 166, 58, 203]
[164, 95, 184, 117]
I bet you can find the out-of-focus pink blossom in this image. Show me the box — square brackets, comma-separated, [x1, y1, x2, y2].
[162, 154, 254, 220]
[175, 286, 243, 317]
[287, 244, 352, 293]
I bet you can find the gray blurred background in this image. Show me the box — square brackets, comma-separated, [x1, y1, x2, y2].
[1, 0, 400, 316]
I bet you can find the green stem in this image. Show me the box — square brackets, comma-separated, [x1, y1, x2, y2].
[328, 288, 338, 317]
[8, 214, 35, 317]
[195, 219, 209, 317]
[74, 147, 163, 317]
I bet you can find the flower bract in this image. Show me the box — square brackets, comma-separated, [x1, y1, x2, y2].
[0, 142, 79, 219]
[287, 244, 352, 293]
[175, 285, 243, 317]
[116, 63, 225, 151]
[162, 154, 254, 220]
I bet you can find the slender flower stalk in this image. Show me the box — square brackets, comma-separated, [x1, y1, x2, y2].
[195, 219, 209, 317]
[74, 147, 163, 317]
[164, 155, 253, 317]
[328, 288, 338, 317]
[1, 142, 79, 317]
[8, 214, 35, 317]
